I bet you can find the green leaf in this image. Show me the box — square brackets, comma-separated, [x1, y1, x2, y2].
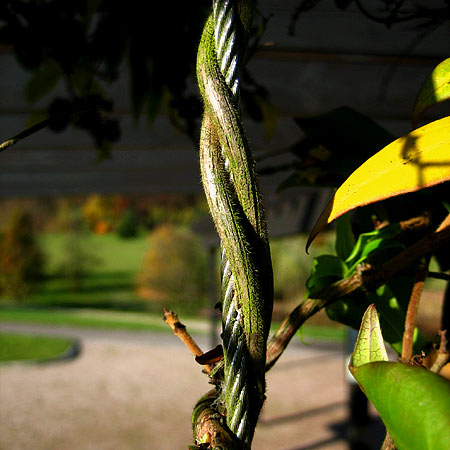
[326, 297, 368, 331]
[350, 362, 450, 450]
[305, 255, 347, 297]
[443, 201, 450, 213]
[326, 280, 426, 355]
[367, 285, 426, 355]
[278, 107, 394, 191]
[295, 107, 394, 179]
[25, 60, 63, 104]
[346, 239, 405, 276]
[344, 223, 401, 270]
[350, 304, 388, 367]
[412, 58, 450, 127]
[335, 214, 355, 260]
[314, 224, 425, 354]
[328, 284, 425, 355]
[71, 69, 105, 97]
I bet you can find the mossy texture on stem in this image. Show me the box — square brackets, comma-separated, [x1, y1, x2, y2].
[196, 2, 273, 445]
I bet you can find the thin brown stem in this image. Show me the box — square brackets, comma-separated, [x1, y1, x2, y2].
[0, 119, 50, 152]
[399, 212, 432, 232]
[267, 213, 450, 370]
[193, 389, 239, 449]
[401, 255, 430, 363]
[0, 104, 95, 153]
[266, 271, 365, 370]
[266, 298, 326, 370]
[163, 309, 213, 374]
[430, 330, 449, 374]
[370, 213, 450, 289]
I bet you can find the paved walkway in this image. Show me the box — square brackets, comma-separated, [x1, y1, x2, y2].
[0, 322, 377, 449]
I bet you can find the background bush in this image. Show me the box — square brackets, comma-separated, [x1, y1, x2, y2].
[137, 224, 208, 311]
[0, 211, 45, 299]
[117, 209, 139, 239]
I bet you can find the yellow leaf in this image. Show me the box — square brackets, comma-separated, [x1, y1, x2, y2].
[307, 116, 450, 250]
[412, 58, 450, 127]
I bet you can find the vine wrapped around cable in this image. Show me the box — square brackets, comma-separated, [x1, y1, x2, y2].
[196, 0, 274, 447]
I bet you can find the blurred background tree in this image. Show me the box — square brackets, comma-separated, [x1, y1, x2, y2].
[137, 224, 208, 309]
[0, 211, 45, 299]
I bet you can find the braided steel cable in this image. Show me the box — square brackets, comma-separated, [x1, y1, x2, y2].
[196, 1, 274, 446]
[213, 0, 250, 443]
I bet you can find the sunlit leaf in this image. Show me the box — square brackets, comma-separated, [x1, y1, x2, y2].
[307, 116, 450, 250]
[350, 304, 388, 367]
[350, 362, 450, 450]
[412, 58, 450, 127]
[344, 224, 401, 270]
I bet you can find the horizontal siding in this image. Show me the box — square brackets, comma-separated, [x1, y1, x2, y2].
[259, 0, 449, 57]
[0, 0, 447, 209]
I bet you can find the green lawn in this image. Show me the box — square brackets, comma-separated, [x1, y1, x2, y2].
[0, 332, 74, 362]
[0, 307, 181, 333]
[0, 230, 349, 343]
[0, 307, 346, 343]
[6, 232, 154, 311]
[39, 232, 147, 270]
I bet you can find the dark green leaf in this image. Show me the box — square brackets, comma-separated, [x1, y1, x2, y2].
[71, 69, 105, 98]
[350, 362, 450, 450]
[367, 286, 416, 354]
[306, 255, 347, 297]
[335, 214, 355, 260]
[25, 60, 63, 104]
[295, 107, 394, 179]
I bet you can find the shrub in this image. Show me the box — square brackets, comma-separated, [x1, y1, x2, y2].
[117, 209, 139, 239]
[137, 224, 208, 310]
[0, 211, 45, 299]
[82, 194, 117, 233]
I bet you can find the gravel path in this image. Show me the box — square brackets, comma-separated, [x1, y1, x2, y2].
[0, 323, 353, 450]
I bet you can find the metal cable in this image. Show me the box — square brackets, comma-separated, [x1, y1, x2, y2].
[213, 0, 250, 443]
